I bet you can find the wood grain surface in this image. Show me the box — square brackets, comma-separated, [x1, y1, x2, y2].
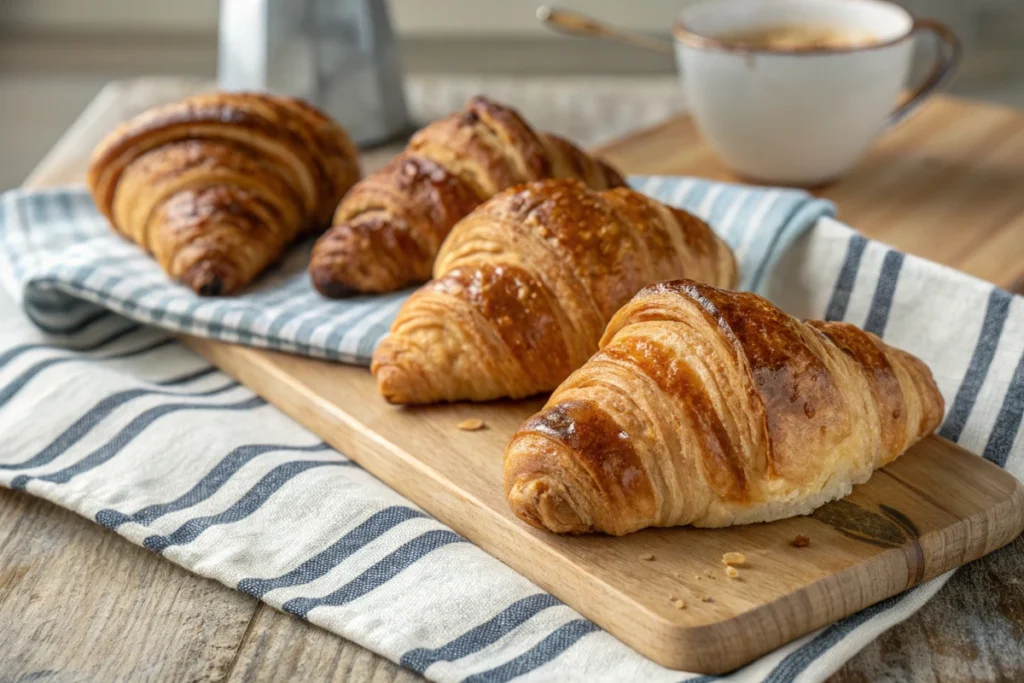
[4, 78, 1024, 681]
[0, 487, 256, 682]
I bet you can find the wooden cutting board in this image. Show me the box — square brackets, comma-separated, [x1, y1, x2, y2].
[176, 95, 1024, 674]
[188, 342, 1023, 675]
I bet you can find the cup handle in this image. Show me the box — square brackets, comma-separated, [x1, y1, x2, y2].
[888, 18, 962, 127]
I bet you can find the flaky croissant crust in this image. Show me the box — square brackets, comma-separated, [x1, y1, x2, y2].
[309, 96, 625, 296]
[87, 92, 360, 295]
[504, 279, 945, 535]
[371, 179, 737, 404]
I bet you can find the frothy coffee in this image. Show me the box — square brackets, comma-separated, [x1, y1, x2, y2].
[715, 24, 880, 51]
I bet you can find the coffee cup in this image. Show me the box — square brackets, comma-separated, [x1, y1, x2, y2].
[673, 0, 960, 186]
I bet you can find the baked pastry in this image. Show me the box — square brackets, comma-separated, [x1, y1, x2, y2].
[371, 179, 737, 404]
[504, 279, 944, 535]
[309, 96, 625, 297]
[87, 92, 360, 295]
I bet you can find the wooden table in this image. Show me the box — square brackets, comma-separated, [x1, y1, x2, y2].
[4, 79, 1024, 681]
[599, 95, 1024, 293]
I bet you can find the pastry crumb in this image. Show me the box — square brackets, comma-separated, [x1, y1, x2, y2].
[722, 552, 746, 566]
[725, 566, 740, 579]
[791, 534, 811, 548]
[457, 418, 485, 431]
[670, 597, 687, 609]
[701, 594, 714, 603]
[694, 575, 702, 580]
[639, 553, 655, 561]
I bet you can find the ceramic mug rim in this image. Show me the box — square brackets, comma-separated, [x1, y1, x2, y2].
[672, 0, 916, 56]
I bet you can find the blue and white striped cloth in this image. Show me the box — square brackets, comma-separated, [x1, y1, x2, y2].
[0, 177, 830, 362]
[1, 177, 1023, 682]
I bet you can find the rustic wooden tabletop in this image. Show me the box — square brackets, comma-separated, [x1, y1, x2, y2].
[3, 78, 1024, 681]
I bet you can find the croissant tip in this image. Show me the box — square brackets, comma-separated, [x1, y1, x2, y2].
[507, 477, 592, 535]
[197, 277, 224, 297]
[184, 261, 230, 296]
[318, 280, 360, 299]
[311, 268, 359, 298]
[373, 362, 415, 405]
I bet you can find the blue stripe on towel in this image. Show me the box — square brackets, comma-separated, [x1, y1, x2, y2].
[825, 234, 868, 322]
[983, 348, 1024, 467]
[0, 337, 172, 410]
[863, 250, 905, 336]
[11, 395, 267, 490]
[0, 374, 230, 471]
[462, 619, 600, 683]
[95, 441, 338, 530]
[0, 319, 137, 370]
[282, 529, 465, 619]
[239, 505, 424, 598]
[763, 589, 918, 683]
[143, 443, 333, 524]
[940, 288, 1013, 442]
[142, 458, 353, 553]
[401, 593, 562, 674]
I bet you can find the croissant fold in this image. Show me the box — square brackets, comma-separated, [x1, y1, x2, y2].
[309, 96, 625, 296]
[371, 179, 737, 404]
[87, 92, 360, 295]
[504, 279, 945, 535]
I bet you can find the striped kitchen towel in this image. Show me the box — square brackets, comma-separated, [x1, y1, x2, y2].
[2, 176, 1023, 682]
[0, 177, 832, 362]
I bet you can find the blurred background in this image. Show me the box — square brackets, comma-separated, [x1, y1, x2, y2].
[3, 0, 1024, 191]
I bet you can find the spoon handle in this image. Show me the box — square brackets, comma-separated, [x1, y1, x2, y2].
[536, 6, 675, 56]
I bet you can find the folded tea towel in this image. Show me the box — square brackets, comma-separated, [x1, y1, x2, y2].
[1, 176, 1022, 683]
[0, 177, 833, 363]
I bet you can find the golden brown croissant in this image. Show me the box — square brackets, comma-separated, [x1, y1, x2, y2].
[309, 96, 625, 297]
[371, 179, 737, 404]
[504, 279, 945, 536]
[87, 92, 360, 295]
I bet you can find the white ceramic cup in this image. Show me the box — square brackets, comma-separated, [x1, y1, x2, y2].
[673, 0, 960, 186]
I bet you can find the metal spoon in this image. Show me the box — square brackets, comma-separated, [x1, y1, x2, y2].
[536, 6, 675, 56]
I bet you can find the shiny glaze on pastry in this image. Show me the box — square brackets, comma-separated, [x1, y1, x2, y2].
[504, 279, 945, 535]
[371, 179, 737, 404]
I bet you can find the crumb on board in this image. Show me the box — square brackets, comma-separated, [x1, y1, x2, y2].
[722, 552, 746, 566]
[791, 534, 811, 548]
[701, 595, 714, 603]
[704, 569, 716, 579]
[694, 575, 702, 580]
[639, 553, 655, 561]
[457, 418, 486, 431]
[725, 566, 740, 579]
[670, 597, 687, 609]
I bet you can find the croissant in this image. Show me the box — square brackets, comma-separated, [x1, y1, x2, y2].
[504, 279, 945, 536]
[87, 92, 360, 295]
[371, 179, 737, 404]
[309, 96, 625, 297]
